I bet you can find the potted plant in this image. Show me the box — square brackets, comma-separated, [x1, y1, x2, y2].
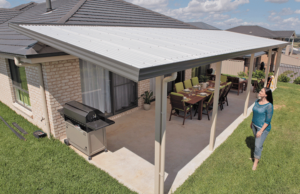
[199, 75, 210, 89]
[140, 91, 154, 111]
[255, 83, 264, 98]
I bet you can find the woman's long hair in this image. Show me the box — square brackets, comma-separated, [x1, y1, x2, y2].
[264, 87, 273, 104]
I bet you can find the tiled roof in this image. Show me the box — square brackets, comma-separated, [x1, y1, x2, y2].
[187, 22, 220, 30]
[226, 25, 279, 38]
[0, 0, 196, 56]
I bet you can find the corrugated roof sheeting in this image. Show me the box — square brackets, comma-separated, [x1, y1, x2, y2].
[14, 25, 288, 81]
[187, 22, 220, 30]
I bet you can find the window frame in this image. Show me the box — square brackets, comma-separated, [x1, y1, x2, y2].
[8, 59, 31, 111]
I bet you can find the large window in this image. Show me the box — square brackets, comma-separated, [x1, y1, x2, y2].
[8, 59, 31, 109]
[79, 59, 137, 116]
[192, 64, 210, 79]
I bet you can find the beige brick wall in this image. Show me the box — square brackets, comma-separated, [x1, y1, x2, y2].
[42, 59, 82, 139]
[185, 69, 192, 80]
[0, 56, 151, 140]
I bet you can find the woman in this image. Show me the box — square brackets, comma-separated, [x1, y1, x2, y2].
[250, 87, 274, 170]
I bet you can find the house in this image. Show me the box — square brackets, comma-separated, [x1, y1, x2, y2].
[0, 1, 288, 193]
[0, 0, 197, 140]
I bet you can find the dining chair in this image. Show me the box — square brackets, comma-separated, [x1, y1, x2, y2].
[191, 77, 199, 86]
[218, 85, 226, 110]
[175, 82, 184, 92]
[184, 79, 192, 89]
[221, 75, 227, 83]
[202, 91, 214, 120]
[221, 82, 232, 107]
[169, 92, 193, 125]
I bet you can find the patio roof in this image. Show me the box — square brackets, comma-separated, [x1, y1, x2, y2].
[9, 23, 288, 82]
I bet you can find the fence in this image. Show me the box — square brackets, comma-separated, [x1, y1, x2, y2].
[211, 60, 244, 76]
[279, 64, 300, 83]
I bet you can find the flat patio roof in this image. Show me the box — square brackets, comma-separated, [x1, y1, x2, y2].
[9, 23, 288, 81]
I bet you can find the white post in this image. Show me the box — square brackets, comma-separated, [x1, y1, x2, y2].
[154, 76, 163, 194]
[244, 53, 255, 117]
[264, 49, 272, 87]
[209, 61, 222, 151]
[274, 47, 283, 88]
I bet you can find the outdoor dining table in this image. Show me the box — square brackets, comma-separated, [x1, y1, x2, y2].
[178, 82, 228, 120]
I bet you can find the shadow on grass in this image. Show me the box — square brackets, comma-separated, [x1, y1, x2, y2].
[245, 136, 255, 161]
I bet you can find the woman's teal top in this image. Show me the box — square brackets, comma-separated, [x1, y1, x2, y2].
[252, 99, 274, 132]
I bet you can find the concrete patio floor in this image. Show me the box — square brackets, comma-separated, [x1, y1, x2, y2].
[70, 89, 257, 194]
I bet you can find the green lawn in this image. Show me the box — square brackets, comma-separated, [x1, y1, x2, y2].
[175, 82, 300, 194]
[0, 102, 135, 193]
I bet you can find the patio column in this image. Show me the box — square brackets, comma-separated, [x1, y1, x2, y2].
[243, 53, 255, 117]
[274, 47, 283, 88]
[209, 61, 222, 151]
[154, 73, 177, 194]
[264, 49, 272, 87]
[154, 75, 163, 194]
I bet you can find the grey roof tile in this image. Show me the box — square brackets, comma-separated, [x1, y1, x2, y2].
[226, 25, 279, 38]
[187, 22, 220, 30]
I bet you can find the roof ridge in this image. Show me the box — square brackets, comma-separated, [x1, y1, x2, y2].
[57, 0, 87, 24]
[0, 2, 36, 25]
[117, 0, 197, 29]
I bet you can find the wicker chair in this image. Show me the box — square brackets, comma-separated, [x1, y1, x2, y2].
[220, 82, 232, 108]
[184, 79, 192, 89]
[227, 76, 243, 95]
[202, 92, 214, 120]
[169, 92, 193, 125]
[175, 82, 184, 92]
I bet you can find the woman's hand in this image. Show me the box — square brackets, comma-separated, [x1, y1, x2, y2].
[256, 130, 263, 138]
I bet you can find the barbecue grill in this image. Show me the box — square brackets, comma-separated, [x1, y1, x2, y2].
[58, 101, 115, 160]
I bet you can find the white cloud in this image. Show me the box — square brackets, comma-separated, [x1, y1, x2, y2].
[282, 17, 300, 26]
[295, 10, 300, 14]
[265, 0, 289, 3]
[279, 8, 294, 15]
[295, 0, 300, 2]
[0, 0, 10, 8]
[126, 0, 168, 9]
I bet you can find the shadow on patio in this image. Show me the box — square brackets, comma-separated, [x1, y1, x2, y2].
[72, 90, 257, 194]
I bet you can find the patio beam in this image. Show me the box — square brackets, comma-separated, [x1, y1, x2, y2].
[209, 61, 222, 151]
[274, 47, 283, 88]
[264, 49, 272, 87]
[244, 53, 255, 117]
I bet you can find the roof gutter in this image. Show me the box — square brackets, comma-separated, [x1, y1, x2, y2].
[14, 57, 51, 139]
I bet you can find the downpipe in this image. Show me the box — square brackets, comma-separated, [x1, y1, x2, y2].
[14, 57, 51, 139]
[159, 72, 177, 194]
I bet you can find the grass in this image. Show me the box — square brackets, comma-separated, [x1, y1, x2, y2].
[175, 82, 300, 194]
[0, 102, 135, 194]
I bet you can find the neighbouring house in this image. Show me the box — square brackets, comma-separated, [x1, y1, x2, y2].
[0, 1, 289, 193]
[226, 25, 297, 74]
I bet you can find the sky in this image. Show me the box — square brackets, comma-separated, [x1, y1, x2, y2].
[1, 0, 300, 34]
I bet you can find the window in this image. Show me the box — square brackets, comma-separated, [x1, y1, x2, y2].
[8, 59, 31, 109]
[79, 59, 137, 116]
[192, 64, 210, 79]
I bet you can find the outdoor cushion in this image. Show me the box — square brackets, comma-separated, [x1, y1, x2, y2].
[192, 77, 199, 86]
[174, 107, 191, 112]
[226, 81, 232, 86]
[175, 82, 184, 92]
[184, 79, 192, 89]
[170, 92, 183, 97]
[221, 75, 227, 83]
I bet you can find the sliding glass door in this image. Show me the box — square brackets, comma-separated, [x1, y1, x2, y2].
[79, 59, 137, 116]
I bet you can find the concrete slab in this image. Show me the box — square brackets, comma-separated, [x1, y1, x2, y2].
[67, 89, 257, 194]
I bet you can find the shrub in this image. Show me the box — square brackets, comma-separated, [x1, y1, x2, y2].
[268, 72, 274, 76]
[294, 77, 300, 84]
[283, 70, 294, 75]
[238, 71, 247, 77]
[252, 70, 265, 79]
[278, 74, 290, 82]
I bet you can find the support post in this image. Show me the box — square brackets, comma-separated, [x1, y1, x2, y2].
[290, 37, 294, 56]
[209, 61, 222, 151]
[154, 76, 163, 194]
[274, 47, 283, 88]
[244, 53, 255, 117]
[264, 49, 272, 87]
[154, 73, 177, 194]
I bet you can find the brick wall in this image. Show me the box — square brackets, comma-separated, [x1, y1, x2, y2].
[42, 59, 82, 139]
[0, 58, 14, 107]
[138, 79, 150, 107]
[185, 69, 192, 80]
